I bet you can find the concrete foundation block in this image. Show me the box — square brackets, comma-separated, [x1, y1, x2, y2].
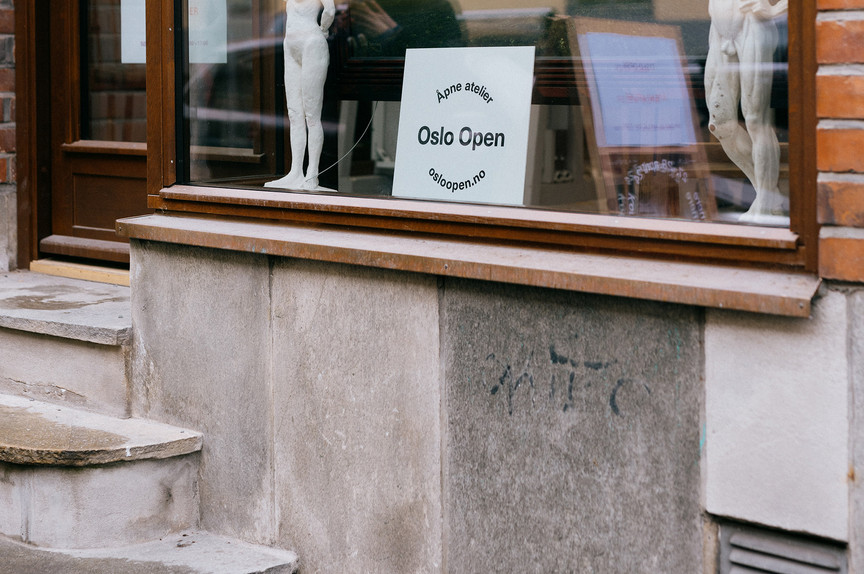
[271, 260, 442, 573]
[441, 280, 704, 573]
[705, 288, 849, 541]
[849, 287, 864, 573]
[130, 240, 274, 544]
[0, 456, 200, 549]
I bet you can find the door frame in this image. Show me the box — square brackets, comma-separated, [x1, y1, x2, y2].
[16, 0, 49, 268]
[16, 0, 147, 267]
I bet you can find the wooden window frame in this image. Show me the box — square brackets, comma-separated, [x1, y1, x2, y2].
[143, 0, 819, 275]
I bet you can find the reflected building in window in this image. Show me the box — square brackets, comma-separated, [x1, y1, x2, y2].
[179, 0, 790, 225]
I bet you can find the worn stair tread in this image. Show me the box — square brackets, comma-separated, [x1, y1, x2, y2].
[0, 270, 131, 346]
[0, 394, 202, 466]
[0, 532, 299, 574]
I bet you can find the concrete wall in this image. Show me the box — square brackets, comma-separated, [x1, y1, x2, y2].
[131, 243, 275, 543]
[440, 279, 704, 572]
[130, 240, 706, 573]
[129, 238, 864, 572]
[270, 259, 442, 573]
[850, 289, 864, 572]
[0, 184, 15, 271]
[704, 289, 851, 542]
[131, 242, 444, 571]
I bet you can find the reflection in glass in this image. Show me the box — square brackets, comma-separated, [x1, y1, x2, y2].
[181, 0, 790, 225]
[82, 0, 147, 142]
[348, 0, 463, 57]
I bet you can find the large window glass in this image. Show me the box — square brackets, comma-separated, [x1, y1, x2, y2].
[180, 0, 790, 226]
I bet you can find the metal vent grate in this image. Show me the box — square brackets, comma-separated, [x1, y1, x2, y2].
[719, 523, 847, 574]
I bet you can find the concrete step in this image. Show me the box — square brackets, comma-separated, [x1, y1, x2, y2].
[0, 393, 203, 549]
[0, 531, 299, 574]
[0, 270, 132, 417]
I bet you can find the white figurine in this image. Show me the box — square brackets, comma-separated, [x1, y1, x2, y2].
[265, 0, 336, 191]
[705, 0, 788, 222]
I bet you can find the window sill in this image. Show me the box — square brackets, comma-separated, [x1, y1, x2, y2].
[153, 185, 798, 246]
[117, 211, 820, 317]
[149, 185, 809, 268]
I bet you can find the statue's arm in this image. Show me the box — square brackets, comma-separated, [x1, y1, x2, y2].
[739, 0, 787, 19]
[772, 0, 788, 16]
[320, 0, 336, 33]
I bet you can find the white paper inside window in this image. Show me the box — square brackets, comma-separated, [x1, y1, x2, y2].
[120, 0, 146, 64]
[189, 0, 228, 64]
[584, 33, 695, 148]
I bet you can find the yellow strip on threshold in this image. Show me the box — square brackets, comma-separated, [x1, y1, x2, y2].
[29, 259, 130, 287]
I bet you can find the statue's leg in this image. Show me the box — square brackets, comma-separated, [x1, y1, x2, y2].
[705, 26, 756, 185]
[738, 15, 783, 218]
[283, 51, 307, 187]
[265, 61, 307, 190]
[299, 36, 329, 190]
[264, 58, 306, 190]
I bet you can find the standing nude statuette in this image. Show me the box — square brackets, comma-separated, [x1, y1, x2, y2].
[266, 0, 336, 191]
[705, 0, 788, 221]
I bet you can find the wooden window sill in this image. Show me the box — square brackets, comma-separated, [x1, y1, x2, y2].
[61, 141, 147, 156]
[148, 185, 809, 269]
[117, 211, 820, 317]
[153, 185, 799, 247]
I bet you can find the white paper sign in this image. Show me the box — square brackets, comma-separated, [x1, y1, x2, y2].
[392, 46, 535, 205]
[582, 32, 695, 148]
[121, 0, 146, 64]
[121, 0, 228, 64]
[188, 0, 228, 64]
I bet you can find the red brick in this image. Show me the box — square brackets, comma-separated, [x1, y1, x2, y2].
[819, 0, 864, 9]
[820, 234, 864, 281]
[818, 177, 864, 226]
[818, 128, 864, 172]
[0, 68, 13, 92]
[0, 9, 13, 35]
[817, 19, 864, 64]
[0, 123, 13, 152]
[817, 74, 864, 119]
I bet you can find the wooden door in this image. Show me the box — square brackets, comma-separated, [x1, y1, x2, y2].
[44, 0, 149, 263]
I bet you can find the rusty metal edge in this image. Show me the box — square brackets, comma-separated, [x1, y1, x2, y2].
[118, 214, 821, 318]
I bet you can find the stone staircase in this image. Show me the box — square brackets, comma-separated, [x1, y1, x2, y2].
[0, 270, 298, 573]
[0, 270, 132, 417]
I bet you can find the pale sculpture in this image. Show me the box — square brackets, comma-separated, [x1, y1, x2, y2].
[705, 0, 788, 221]
[265, 0, 336, 191]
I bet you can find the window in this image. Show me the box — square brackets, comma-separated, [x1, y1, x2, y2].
[144, 0, 817, 273]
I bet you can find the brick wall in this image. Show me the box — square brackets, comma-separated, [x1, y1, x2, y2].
[0, 0, 14, 184]
[0, 0, 13, 272]
[817, 0, 864, 282]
